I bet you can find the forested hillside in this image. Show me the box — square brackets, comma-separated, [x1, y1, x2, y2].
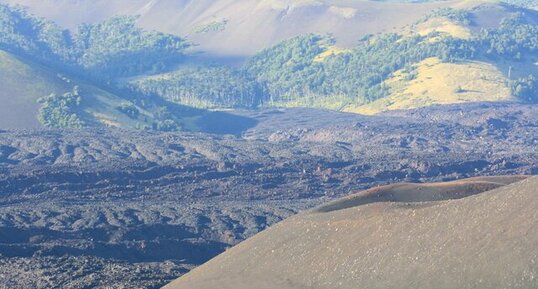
[130, 6, 538, 112]
[0, 4, 200, 130]
[243, 9, 538, 110]
[1, 2, 537, 129]
[0, 6, 188, 78]
[127, 65, 266, 109]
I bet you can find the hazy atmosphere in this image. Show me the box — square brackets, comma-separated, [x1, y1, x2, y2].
[0, 0, 537, 288]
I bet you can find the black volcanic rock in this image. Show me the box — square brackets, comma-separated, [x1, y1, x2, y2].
[0, 103, 536, 288]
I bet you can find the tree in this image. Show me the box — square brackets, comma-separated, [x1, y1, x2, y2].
[511, 75, 538, 102]
[37, 86, 85, 128]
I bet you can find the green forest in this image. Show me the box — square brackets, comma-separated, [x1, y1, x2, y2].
[37, 86, 85, 128]
[129, 65, 265, 108]
[128, 9, 538, 109]
[1, 3, 537, 129]
[0, 5, 188, 78]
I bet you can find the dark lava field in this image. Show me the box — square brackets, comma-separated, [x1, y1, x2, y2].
[0, 103, 536, 288]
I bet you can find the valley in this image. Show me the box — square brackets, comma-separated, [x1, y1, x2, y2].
[1, 1, 538, 131]
[0, 0, 536, 288]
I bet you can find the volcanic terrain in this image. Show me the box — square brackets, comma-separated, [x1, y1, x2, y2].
[166, 175, 538, 289]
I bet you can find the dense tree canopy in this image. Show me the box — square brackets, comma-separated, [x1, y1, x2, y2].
[0, 5, 74, 64]
[76, 16, 188, 77]
[0, 4, 188, 78]
[129, 65, 265, 108]
[37, 86, 85, 128]
[477, 14, 538, 58]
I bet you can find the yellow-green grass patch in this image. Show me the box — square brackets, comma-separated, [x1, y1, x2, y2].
[346, 57, 514, 115]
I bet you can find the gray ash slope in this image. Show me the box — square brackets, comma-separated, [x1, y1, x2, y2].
[0, 102, 537, 288]
[167, 176, 538, 289]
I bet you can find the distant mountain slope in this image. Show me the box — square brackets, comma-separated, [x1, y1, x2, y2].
[0, 0, 481, 59]
[165, 175, 538, 289]
[1, 0, 537, 122]
[3, 0, 535, 60]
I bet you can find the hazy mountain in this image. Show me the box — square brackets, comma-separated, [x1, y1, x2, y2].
[166, 175, 538, 289]
[0, 1, 536, 287]
[1, 1, 537, 128]
[0, 0, 465, 59]
[2, 0, 536, 59]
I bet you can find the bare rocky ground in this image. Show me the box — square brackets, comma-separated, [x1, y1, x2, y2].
[0, 102, 536, 288]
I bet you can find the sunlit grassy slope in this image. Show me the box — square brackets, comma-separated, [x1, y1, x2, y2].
[340, 2, 538, 115]
[313, 45, 351, 62]
[415, 17, 472, 39]
[346, 57, 515, 115]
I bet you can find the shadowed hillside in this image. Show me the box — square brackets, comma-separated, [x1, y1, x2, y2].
[0, 50, 69, 128]
[0, 50, 160, 129]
